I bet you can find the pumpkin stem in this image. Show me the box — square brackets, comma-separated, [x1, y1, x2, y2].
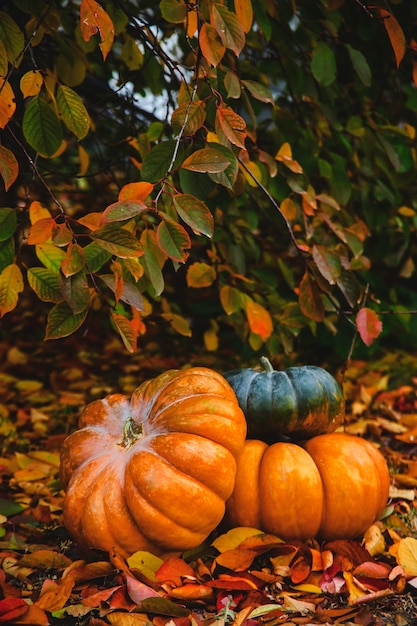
[259, 356, 274, 373]
[119, 416, 143, 448]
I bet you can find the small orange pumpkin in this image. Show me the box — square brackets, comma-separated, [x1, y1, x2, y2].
[60, 367, 247, 557]
[225, 432, 390, 542]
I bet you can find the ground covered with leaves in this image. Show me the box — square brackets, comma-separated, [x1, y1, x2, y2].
[1, 309, 417, 625]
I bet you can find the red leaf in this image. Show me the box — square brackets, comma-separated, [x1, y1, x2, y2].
[0, 598, 28, 622]
[356, 307, 383, 347]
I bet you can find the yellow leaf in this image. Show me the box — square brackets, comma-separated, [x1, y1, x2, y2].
[246, 300, 273, 341]
[275, 142, 303, 174]
[397, 537, 417, 576]
[212, 527, 262, 553]
[186, 262, 216, 288]
[363, 524, 386, 557]
[29, 201, 52, 224]
[280, 197, 298, 220]
[0, 79, 16, 129]
[20, 70, 43, 97]
[240, 160, 262, 187]
[127, 551, 164, 581]
[204, 320, 218, 351]
[0, 263, 23, 317]
[78, 144, 90, 176]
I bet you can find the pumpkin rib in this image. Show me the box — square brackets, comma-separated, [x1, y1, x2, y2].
[149, 432, 237, 500]
[124, 453, 225, 550]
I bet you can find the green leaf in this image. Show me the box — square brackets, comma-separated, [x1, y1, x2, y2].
[59, 270, 90, 314]
[121, 34, 144, 71]
[312, 245, 341, 285]
[91, 225, 143, 258]
[181, 147, 230, 173]
[0, 497, 25, 517]
[208, 143, 239, 190]
[100, 274, 144, 311]
[83, 241, 112, 272]
[156, 219, 191, 262]
[0, 207, 17, 242]
[22, 96, 63, 157]
[171, 101, 206, 136]
[0, 12, 24, 65]
[142, 247, 164, 296]
[27, 267, 63, 302]
[35, 243, 66, 273]
[0, 238, 14, 273]
[311, 42, 336, 86]
[211, 4, 245, 56]
[346, 45, 371, 87]
[160, 0, 187, 24]
[241, 80, 274, 104]
[141, 140, 184, 183]
[219, 285, 243, 315]
[173, 194, 214, 237]
[100, 200, 147, 224]
[56, 85, 90, 139]
[45, 301, 88, 339]
[140, 596, 189, 617]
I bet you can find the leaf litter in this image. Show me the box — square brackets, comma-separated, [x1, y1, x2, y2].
[1, 318, 417, 624]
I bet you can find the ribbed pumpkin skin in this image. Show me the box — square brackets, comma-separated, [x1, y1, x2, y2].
[60, 368, 247, 557]
[224, 360, 344, 441]
[225, 433, 390, 542]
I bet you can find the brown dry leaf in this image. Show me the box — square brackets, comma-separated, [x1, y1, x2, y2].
[19, 549, 72, 569]
[107, 613, 153, 625]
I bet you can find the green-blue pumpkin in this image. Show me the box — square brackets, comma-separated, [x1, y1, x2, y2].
[224, 357, 344, 441]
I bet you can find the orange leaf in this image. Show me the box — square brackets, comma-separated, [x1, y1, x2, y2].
[216, 104, 246, 148]
[214, 549, 257, 572]
[27, 218, 55, 244]
[79, 0, 115, 60]
[118, 181, 154, 202]
[356, 307, 383, 347]
[35, 573, 75, 612]
[156, 557, 194, 587]
[168, 583, 214, 601]
[234, 0, 253, 33]
[376, 9, 406, 68]
[246, 300, 273, 341]
[0, 144, 18, 191]
[199, 22, 226, 66]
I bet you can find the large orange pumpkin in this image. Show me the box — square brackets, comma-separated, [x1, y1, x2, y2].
[225, 432, 390, 542]
[60, 367, 247, 557]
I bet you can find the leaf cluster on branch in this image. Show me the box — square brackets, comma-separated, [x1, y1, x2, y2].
[0, 0, 416, 358]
